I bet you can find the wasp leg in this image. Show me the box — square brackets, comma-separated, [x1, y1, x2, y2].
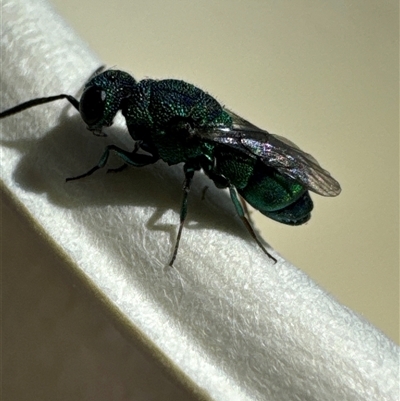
[169, 165, 195, 267]
[240, 196, 255, 226]
[66, 143, 158, 182]
[229, 186, 277, 263]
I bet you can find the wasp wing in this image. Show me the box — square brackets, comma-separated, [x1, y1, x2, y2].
[201, 110, 341, 197]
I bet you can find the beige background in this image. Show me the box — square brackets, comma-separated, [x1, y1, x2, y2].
[50, 0, 398, 342]
[2, 1, 398, 400]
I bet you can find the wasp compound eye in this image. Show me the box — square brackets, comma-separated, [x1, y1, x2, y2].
[79, 86, 106, 127]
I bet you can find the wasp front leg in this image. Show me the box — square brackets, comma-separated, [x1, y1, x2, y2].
[66, 143, 158, 182]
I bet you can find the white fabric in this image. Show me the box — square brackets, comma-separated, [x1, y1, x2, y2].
[1, 1, 398, 400]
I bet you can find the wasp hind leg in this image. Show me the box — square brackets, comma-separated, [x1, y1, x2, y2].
[229, 186, 277, 264]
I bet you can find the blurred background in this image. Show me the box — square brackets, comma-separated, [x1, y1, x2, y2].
[2, 1, 398, 399]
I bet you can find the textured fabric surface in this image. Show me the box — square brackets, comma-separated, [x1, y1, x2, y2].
[2, 197, 196, 401]
[1, 1, 398, 400]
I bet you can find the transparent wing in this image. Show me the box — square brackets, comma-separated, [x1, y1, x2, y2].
[201, 110, 341, 197]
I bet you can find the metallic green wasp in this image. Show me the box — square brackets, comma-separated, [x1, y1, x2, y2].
[0, 70, 341, 265]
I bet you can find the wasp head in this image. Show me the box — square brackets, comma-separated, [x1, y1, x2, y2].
[79, 70, 137, 133]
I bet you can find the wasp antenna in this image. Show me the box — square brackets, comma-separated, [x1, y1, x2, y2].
[0, 94, 79, 118]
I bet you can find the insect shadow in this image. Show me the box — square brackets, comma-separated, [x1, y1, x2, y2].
[1, 108, 254, 252]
